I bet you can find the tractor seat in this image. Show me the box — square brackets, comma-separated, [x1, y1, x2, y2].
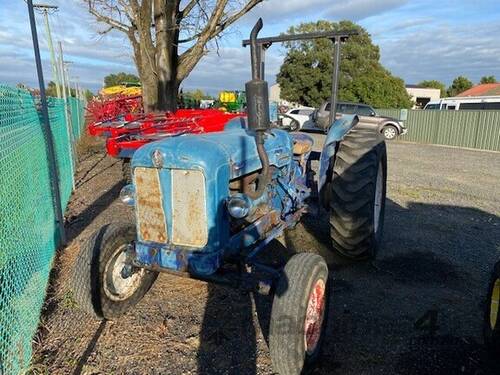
[292, 134, 314, 155]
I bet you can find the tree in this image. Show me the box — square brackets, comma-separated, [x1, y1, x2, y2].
[87, 0, 262, 112]
[277, 20, 412, 109]
[480, 75, 497, 84]
[104, 72, 140, 87]
[447, 76, 473, 97]
[45, 81, 58, 97]
[186, 89, 207, 101]
[418, 80, 446, 97]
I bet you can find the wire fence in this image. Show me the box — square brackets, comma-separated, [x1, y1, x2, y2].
[0, 85, 85, 374]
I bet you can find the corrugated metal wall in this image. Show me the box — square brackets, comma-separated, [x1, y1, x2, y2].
[375, 109, 500, 151]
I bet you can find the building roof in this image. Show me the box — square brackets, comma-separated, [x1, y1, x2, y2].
[458, 83, 500, 97]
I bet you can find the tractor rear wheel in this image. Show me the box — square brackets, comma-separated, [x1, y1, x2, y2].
[328, 127, 387, 260]
[484, 261, 500, 354]
[269, 253, 329, 375]
[71, 223, 158, 320]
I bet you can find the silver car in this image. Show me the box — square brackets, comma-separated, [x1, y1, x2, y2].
[313, 101, 407, 140]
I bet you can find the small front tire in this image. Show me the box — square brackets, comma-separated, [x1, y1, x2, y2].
[484, 261, 500, 354]
[269, 253, 329, 375]
[71, 223, 158, 320]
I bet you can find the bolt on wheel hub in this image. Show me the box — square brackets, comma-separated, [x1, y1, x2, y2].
[104, 245, 145, 301]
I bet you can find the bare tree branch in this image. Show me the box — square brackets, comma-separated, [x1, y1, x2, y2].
[177, 0, 262, 81]
[86, 0, 263, 111]
[87, 0, 130, 33]
[180, 0, 199, 18]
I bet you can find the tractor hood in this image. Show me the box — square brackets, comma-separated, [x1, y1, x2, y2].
[132, 117, 293, 179]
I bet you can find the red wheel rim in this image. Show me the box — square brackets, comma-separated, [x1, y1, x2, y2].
[304, 279, 326, 354]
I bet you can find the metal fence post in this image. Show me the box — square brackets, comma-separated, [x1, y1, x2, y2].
[27, 0, 66, 245]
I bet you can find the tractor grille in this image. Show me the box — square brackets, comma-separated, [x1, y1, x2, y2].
[171, 169, 208, 248]
[134, 167, 168, 244]
[134, 167, 208, 248]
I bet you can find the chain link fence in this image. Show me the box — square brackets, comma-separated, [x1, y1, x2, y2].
[0, 85, 85, 374]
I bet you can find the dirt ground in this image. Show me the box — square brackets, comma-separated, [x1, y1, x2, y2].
[30, 133, 500, 375]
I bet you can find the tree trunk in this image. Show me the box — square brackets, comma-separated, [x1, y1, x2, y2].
[154, 0, 180, 112]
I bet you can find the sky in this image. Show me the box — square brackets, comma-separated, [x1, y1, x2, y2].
[1, 0, 500, 95]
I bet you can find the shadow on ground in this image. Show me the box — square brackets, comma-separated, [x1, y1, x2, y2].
[190, 198, 500, 374]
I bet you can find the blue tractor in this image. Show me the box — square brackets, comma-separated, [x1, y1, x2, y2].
[71, 20, 387, 374]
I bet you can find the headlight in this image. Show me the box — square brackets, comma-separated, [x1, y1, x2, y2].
[120, 184, 135, 206]
[227, 194, 251, 219]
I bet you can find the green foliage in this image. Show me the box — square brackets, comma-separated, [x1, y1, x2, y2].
[104, 72, 140, 87]
[418, 80, 446, 97]
[83, 89, 95, 102]
[184, 89, 211, 101]
[45, 81, 59, 97]
[277, 20, 412, 109]
[447, 76, 473, 97]
[480, 75, 497, 84]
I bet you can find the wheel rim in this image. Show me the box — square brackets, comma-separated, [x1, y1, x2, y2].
[103, 244, 145, 301]
[384, 127, 396, 139]
[490, 279, 500, 330]
[304, 279, 326, 354]
[374, 161, 384, 235]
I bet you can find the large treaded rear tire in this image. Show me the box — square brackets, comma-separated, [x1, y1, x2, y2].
[484, 261, 500, 354]
[269, 253, 329, 375]
[328, 127, 387, 260]
[71, 223, 158, 320]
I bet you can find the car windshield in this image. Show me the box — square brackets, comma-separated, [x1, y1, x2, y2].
[425, 103, 440, 110]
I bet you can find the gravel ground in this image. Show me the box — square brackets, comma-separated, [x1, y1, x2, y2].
[31, 133, 500, 375]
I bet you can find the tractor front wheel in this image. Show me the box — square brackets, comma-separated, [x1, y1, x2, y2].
[122, 158, 132, 184]
[484, 261, 500, 354]
[269, 253, 329, 375]
[328, 127, 387, 260]
[71, 223, 158, 320]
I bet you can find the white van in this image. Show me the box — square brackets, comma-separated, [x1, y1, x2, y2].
[424, 96, 500, 110]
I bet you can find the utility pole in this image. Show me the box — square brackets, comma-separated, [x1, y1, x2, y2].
[63, 61, 73, 99]
[58, 41, 76, 189]
[33, 3, 61, 98]
[73, 76, 81, 133]
[27, 0, 66, 244]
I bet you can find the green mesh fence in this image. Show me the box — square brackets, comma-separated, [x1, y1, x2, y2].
[0, 84, 85, 374]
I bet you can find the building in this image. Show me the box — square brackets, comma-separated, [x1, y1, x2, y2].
[457, 83, 500, 97]
[269, 83, 295, 106]
[405, 85, 441, 109]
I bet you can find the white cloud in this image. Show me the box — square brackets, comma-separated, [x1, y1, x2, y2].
[379, 21, 500, 85]
[1, 0, 499, 94]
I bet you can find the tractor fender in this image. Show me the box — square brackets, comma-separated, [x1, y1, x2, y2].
[318, 114, 359, 197]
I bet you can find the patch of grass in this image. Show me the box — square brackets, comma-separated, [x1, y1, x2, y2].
[392, 186, 421, 200]
[60, 290, 78, 310]
[392, 185, 456, 200]
[75, 131, 102, 158]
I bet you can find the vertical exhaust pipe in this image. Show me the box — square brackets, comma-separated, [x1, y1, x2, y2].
[245, 18, 270, 199]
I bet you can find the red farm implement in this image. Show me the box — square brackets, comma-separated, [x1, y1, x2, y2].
[87, 94, 143, 127]
[105, 109, 242, 158]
